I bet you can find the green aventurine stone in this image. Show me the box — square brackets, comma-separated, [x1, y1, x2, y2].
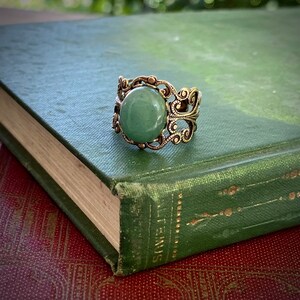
[120, 86, 167, 144]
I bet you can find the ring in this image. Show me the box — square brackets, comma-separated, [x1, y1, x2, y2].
[112, 75, 202, 150]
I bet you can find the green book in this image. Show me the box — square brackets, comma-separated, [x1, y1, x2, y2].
[0, 8, 300, 276]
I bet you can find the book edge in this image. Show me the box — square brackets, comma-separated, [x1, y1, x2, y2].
[0, 87, 121, 251]
[0, 124, 121, 274]
[0, 82, 115, 187]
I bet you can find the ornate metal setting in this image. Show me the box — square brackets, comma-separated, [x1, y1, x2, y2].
[112, 75, 202, 150]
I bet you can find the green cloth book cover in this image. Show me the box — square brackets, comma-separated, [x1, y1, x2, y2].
[0, 9, 300, 275]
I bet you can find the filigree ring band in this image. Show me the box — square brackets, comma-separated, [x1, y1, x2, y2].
[112, 75, 202, 150]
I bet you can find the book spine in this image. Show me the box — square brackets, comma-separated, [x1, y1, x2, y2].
[115, 141, 300, 275]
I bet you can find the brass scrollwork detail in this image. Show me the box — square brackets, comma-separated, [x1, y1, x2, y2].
[113, 75, 202, 150]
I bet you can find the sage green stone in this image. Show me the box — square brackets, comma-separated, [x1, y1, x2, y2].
[120, 86, 167, 143]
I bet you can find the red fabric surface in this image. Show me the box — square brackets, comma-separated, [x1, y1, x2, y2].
[0, 142, 299, 299]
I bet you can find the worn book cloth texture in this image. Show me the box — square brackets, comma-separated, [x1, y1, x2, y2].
[0, 9, 300, 274]
[0, 143, 300, 299]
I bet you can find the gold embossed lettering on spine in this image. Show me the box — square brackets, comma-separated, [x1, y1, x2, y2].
[113, 75, 202, 150]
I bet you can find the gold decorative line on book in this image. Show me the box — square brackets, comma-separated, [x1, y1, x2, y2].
[187, 191, 300, 226]
[218, 185, 240, 196]
[187, 208, 233, 226]
[172, 193, 183, 260]
[289, 191, 300, 200]
[218, 168, 300, 197]
[282, 169, 300, 179]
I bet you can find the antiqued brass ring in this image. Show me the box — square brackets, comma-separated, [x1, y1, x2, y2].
[112, 75, 202, 150]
